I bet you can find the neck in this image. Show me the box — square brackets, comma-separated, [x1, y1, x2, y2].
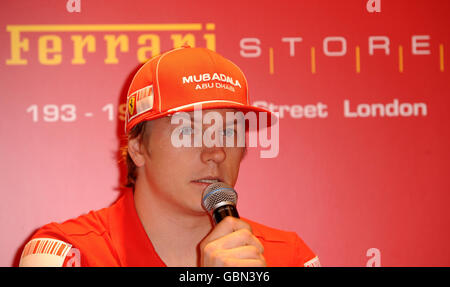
[133, 180, 213, 267]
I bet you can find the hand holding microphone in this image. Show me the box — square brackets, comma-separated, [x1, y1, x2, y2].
[199, 182, 266, 267]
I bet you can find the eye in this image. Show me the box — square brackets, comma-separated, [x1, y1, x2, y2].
[222, 128, 235, 137]
[180, 126, 194, 135]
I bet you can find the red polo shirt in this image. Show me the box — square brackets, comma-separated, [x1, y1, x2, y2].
[19, 190, 320, 267]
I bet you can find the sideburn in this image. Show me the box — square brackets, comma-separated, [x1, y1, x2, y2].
[141, 121, 153, 158]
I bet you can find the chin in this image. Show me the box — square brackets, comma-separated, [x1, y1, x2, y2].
[187, 203, 210, 217]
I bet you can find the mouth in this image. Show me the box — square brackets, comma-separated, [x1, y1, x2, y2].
[191, 177, 223, 190]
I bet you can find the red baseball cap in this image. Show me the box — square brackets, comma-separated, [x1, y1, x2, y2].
[125, 46, 276, 133]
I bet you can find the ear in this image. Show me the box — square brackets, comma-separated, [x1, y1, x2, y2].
[127, 136, 146, 167]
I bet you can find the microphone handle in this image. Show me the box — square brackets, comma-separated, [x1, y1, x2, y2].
[212, 204, 240, 224]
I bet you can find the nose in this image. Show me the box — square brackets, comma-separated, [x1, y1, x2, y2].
[200, 146, 226, 164]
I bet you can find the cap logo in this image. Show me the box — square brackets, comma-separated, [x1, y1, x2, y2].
[182, 73, 242, 89]
[128, 97, 136, 116]
[127, 85, 154, 122]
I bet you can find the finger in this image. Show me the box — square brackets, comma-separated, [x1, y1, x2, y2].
[205, 217, 252, 243]
[222, 258, 267, 267]
[217, 229, 264, 253]
[222, 245, 265, 260]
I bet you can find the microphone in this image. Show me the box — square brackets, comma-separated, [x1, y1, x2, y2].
[201, 182, 239, 224]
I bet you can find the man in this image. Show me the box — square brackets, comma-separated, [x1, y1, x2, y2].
[19, 46, 320, 267]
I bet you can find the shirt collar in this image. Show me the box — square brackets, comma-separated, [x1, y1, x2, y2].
[108, 190, 166, 267]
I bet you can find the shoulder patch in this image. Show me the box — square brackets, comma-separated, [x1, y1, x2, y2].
[19, 238, 72, 267]
[304, 256, 321, 267]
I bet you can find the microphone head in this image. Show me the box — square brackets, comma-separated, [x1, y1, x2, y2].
[201, 182, 238, 213]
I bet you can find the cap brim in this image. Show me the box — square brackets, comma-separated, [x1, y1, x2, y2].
[136, 101, 278, 131]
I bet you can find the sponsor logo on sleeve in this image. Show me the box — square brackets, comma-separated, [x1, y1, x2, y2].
[19, 238, 72, 267]
[304, 256, 321, 267]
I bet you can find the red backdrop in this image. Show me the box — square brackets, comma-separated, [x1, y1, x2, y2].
[1, 0, 449, 266]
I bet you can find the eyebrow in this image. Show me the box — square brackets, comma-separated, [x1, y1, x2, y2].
[184, 113, 244, 126]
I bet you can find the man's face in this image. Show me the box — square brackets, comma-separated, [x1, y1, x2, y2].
[134, 108, 246, 216]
